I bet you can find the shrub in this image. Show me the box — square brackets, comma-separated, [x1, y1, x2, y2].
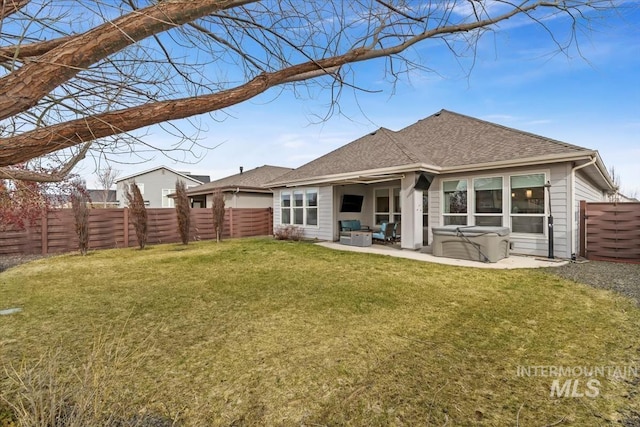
[70, 184, 90, 255]
[211, 189, 225, 242]
[125, 181, 147, 249]
[273, 225, 303, 241]
[174, 180, 190, 245]
[0, 333, 176, 427]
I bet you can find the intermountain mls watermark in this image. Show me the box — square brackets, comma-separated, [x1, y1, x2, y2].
[516, 365, 638, 398]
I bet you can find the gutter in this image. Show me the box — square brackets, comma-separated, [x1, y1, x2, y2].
[441, 152, 596, 174]
[592, 151, 617, 191]
[270, 152, 597, 188]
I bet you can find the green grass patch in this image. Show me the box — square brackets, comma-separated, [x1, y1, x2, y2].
[1, 238, 639, 425]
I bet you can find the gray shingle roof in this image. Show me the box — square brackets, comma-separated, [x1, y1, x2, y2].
[273, 110, 592, 184]
[187, 174, 211, 183]
[399, 110, 588, 167]
[186, 165, 293, 194]
[87, 189, 117, 203]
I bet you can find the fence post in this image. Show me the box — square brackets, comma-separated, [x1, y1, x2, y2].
[579, 200, 586, 258]
[123, 207, 129, 248]
[268, 207, 273, 235]
[229, 208, 234, 238]
[41, 211, 48, 255]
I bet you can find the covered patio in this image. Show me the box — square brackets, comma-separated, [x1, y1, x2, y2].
[316, 241, 567, 269]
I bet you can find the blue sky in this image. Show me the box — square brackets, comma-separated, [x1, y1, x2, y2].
[80, 3, 640, 196]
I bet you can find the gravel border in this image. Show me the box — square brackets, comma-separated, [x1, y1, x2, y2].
[551, 260, 640, 305]
[0, 255, 48, 273]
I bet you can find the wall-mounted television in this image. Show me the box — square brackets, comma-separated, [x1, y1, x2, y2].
[340, 194, 364, 212]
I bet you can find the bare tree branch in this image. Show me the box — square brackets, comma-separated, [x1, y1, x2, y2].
[0, 0, 618, 181]
[0, 0, 259, 121]
[0, 0, 30, 20]
[0, 142, 91, 181]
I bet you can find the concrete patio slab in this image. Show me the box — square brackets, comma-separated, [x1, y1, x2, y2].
[316, 242, 568, 269]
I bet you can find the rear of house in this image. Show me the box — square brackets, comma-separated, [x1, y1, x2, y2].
[270, 110, 614, 259]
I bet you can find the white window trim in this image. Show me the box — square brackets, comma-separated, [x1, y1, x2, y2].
[439, 170, 550, 238]
[472, 176, 504, 226]
[509, 172, 547, 237]
[442, 179, 468, 225]
[162, 189, 175, 208]
[280, 188, 319, 228]
[373, 186, 401, 225]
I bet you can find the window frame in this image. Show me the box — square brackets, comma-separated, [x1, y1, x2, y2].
[373, 186, 401, 225]
[439, 170, 549, 237]
[473, 176, 503, 227]
[280, 191, 292, 225]
[280, 188, 319, 228]
[442, 179, 468, 226]
[509, 173, 547, 235]
[161, 189, 175, 208]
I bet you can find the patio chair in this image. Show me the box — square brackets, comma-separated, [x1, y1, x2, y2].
[372, 222, 396, 243]
[393, 222, 401, 243]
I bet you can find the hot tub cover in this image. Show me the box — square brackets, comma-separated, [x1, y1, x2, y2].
[431, 225, 511, 237]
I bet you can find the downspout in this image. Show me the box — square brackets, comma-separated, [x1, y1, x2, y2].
[570, 156, 597, 259]
[233, 187, 240, 208]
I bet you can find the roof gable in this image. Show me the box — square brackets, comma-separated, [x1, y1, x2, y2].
[116, 166, 206, 184]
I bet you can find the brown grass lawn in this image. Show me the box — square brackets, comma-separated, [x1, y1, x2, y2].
[1, 238, 639, 426]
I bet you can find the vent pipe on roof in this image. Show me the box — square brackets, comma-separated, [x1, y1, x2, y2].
[239, 166, 244, 174]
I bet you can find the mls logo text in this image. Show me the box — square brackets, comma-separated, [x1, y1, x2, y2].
[516, 365, 638, 398]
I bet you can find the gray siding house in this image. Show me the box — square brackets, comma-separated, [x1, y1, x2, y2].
[116, 166, 210, 208]
[269, 110, 615, 259]
[184, 165, 293, 208]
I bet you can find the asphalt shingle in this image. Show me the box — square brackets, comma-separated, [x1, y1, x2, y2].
[273, 110, 591, 184]
[187, 165, 292, 194]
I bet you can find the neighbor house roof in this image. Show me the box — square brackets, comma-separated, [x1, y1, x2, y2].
[116, 166, 209, 184]
[185, 165, 293, 196]
[270, 110, 613, 189]
[87, 189, 117, 203]
[188, 174, 211, 183]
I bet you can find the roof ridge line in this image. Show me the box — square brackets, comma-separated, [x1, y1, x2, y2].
[378, 128, 423, 164]
[440, 109, 588, 151]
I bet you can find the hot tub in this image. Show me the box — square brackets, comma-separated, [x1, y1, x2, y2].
[431, 225, 510, 263]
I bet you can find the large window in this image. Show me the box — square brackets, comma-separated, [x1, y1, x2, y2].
[474, 177, 502, 226]
[374, 188, 390, 225]
[306, 191, 318, 226]
[510, 174, 545, 234]
[293, 191, 304, 225]
[374, 187, 401, 225]
[281, 192, 291, 224]
[443, 180, 468, 225]
[162, 189, 175, 208]
[281, 189, 318, 227]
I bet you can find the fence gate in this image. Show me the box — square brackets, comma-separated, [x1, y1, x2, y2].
[579, 201, 640, 263]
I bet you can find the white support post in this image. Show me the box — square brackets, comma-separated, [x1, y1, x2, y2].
[400, 172, 423, 249]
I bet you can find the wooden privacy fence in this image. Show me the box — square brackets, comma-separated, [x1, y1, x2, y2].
[579, 201, 640, 263]
[0, 207, 273, 256]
